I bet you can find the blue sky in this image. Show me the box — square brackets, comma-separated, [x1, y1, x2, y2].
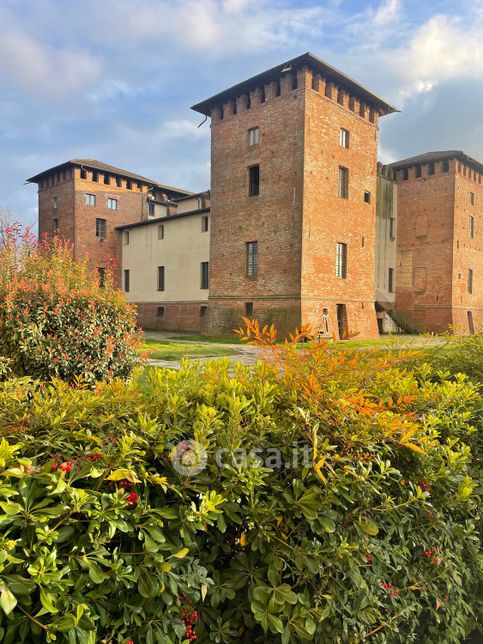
[1, 0, 482, 225]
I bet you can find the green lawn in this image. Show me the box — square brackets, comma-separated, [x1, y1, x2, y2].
[141, 339, 238, 361]
[170, 334, 245, 345]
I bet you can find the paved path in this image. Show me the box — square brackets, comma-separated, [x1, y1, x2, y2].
[145, 333, 447, 371]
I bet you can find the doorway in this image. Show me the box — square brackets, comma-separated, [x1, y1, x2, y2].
[336, 304, 348, 340]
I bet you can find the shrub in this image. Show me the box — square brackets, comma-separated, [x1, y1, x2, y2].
[0, 224, 141, 383]
[0, 323, 480, 643]
[416, 333, 483, 385]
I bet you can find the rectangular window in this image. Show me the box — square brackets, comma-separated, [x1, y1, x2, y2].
[52, 196, 58, 208]
[85, 193, 96, 206]
[248, 165, 260, 197]
[104, 174, 110, 185]
[245, 302, 254, 317]
[388, 267, 394, 293]
[336, 242, 347, 278]
[126, 180, 132, 190]
[123, 231, 129, 245]
[52, 218, 59, 232]
[80, 168, 87, 179]
[158, 224, 164, 240]
[157, 306, 165, 318]
[107, 198, 118, 210]
[201, 215, 209, 232]
[201, 262, 209, 289]
[364, 191, 371, 204]
[470, 192, 475, 205]
[415, 165, 422, 178]
[92, 171, 99, 182]
[248, 127, 259, 146]
[469, 216, 475, 238]
[442, 160, 449, 172]
[389, 217, 396, 240]
[148, 202, 155, 217]
[468, 269, 473, 294]
[200, 305, 208, 317]
[339, 128, 349, 148]
[246, 241, 258, 277]
[116, 176, 122, 187]
[338, 167, 349, 199]
[403, 168, 409, 180]
[95, 218, 106, 239]
[428, 162, 435, 175]
[157, 266, 165, 291]
[124, 269, 130, 292]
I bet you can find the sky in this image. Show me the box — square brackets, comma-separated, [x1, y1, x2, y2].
[1, 0, 482, 225]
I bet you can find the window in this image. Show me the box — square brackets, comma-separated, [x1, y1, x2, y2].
[403, 168, 409, 180]
[98, 267, 106, 288]
[85, 193, 96, 206]
[148, 202, 155, 217]
[336, 242, 347, 278]
[124, 269, 130, 292]
[158, 224, 164, 240]
[104, 174, 110, 185]
[201, 215, 209, 232]
[92, 171, 99, 182]
[388, 268, 394, 293]
[364, 191, 371, 204]
[248, 127, 259, 146]
[157, 266, 165, 291]
[123, 231, 129, 245]
[107, 198, 118, 210]
[245, 302, 254, 317]
[339, 128, 349, 148]
[246, 241, 258, 277]
[126, 180, 132, 190]
[416, 165, 422, 178]
[442, 160, 449, 172]
[470, 192, 475, 206]
[389, 217, 396, 240]
[200, 306, 208, 317]
[80, 168, 87, 179]
[428, 162, 435, 175]
[52, 196, 58, 209]
[95, 218, 106, 239]
[52, 218, 59, 232]
[116, 176, 122, 187]
[469, 216, 475, 239]
[338, 167, 349, 199]
[201, 262, 209, 289]
[468, 269, 473, 294]
[157, 306, 165, 318]
[248, 165, 260, 197]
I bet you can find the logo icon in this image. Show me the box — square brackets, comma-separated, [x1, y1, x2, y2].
[170, 440, 207, 476]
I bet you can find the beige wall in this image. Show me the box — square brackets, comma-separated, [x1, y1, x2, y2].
[176, 196, 204, 214]
[375, 173, 397, 304]
[121, 212, 210, 303]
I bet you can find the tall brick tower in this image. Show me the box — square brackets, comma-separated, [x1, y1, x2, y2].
[27, 159, 191, 280]
[389, 151, 482, 333]
[192, 53, 397, 339]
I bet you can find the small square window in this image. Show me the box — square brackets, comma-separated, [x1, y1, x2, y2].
[245, 302, 254, 317]
[158, 224, 164, 240]
[200, 305, 208, 318]
[157, 306, 165, 318]
[107, 198, 118, 210]
[96, 218, 106, 239]
[364, 191, 371, 204]
[248, 127, 259, 146]
[123, 231, 129, 245]
[85, 193, 96, 206]
[52, 196, 58, 208]
[248, 165, 260, 197]
[339, 128, 349, 148]
[201, 215, 209, 232]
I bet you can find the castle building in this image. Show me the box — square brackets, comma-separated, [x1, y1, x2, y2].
[387, 151, 482, 334]
[192, 52, 397, 338]
[27, 57, 481, 337]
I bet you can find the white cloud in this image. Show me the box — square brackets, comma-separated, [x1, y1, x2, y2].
[371, 0, 400, 27]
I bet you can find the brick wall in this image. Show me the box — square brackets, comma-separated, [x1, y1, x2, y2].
[135, 302, 207, 332]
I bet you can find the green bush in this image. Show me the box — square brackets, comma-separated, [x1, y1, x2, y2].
[0, 329, 480, 643]
[0, 224, 141, 383]
[417, 333, 483, 385]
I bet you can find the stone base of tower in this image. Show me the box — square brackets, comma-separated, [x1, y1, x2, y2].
[301, 299, 380, 341]
[202, 299, 302, 339]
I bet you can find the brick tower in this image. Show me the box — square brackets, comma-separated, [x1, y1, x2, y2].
[192, 53, 397, 339]
[389, 151, 482, 334]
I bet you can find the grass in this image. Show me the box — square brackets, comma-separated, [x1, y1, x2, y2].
[170, 335, 245, 345]
[141, 339, 238, 361]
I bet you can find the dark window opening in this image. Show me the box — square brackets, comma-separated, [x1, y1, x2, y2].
[95, 218, 106, 239]
[246, 241, 258, 277]
[291, 74, 298, 90]
[248, 165, 260, 197]
[403, 168, 409, 180]
[388, 268, 394, 293]
[157, 266, 165, 291]
[337, 89, 344, 104]
[416, 165, 422, 178]
[338, 167, 349, 199]
[92, 171, 99, 182]
[325, 83, 332, 99]
[158, 224, 164, 240]
[442, 160, 449, 172]
[336, 242, 347, 278]
[148, 202, 155, 216]
[98, 267, 106, 288]
[428, 162, 435, 175]
[116, 176, 122, 187]
[103, 174, 110, 185]
[157, 306, 165, 318]
[470, 192, 475, 205]
[201, 216, 209, 232]
[364, 191, 371, 204]
[124, 269, 130, 292]
[201, 262, 209, 289]
[80, 168, 87, 179]
[245, 302, 254, 317]
[52, 218, 59, 232]
[468, 269, 473, 294]
[200, 306, 208, 318]
[275, 79, 281, 97]
[126, 180, 132, 190]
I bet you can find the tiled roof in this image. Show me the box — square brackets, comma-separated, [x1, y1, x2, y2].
[389, 150, 483, 174]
